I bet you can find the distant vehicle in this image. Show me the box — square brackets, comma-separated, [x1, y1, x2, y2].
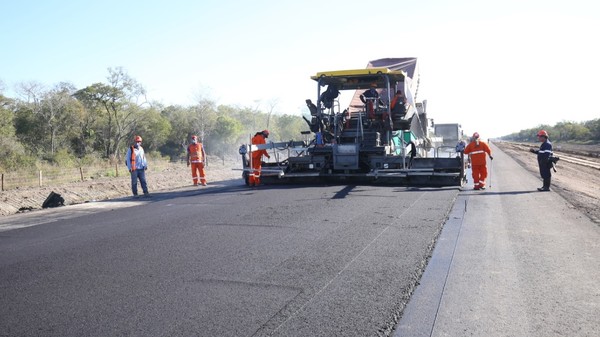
[239, 58, 466, 187]
[434, 123, 463, 145]
[434, 123, 464, 157]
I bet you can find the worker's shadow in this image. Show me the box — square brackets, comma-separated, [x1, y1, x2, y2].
[461, 190, 538, 196]
[108, 178, 250, 203]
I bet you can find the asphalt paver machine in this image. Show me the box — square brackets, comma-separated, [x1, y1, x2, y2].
[239, 58, 466, 187]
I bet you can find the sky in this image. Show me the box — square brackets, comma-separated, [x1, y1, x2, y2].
[1, 0, 599, 139]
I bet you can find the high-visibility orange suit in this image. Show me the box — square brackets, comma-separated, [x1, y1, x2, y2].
[187, 135, 207, 186]
[463, 132, 493, 190]
[249, 130, 270, 186]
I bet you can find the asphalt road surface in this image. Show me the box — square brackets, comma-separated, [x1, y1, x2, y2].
[0, 181, 460, 337]
[3, 142, 598, 337]
[395, 144, 599, 337]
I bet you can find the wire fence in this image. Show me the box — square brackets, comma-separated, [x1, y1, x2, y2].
[0, 160, 176, 191]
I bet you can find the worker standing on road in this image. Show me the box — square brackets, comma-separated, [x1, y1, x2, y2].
[530, 130, 553, 191]
[463, 132, 493, 190]
[125, 135, 149, 197]
[187, 135, 207, 186]
[248, 130, 271, 187]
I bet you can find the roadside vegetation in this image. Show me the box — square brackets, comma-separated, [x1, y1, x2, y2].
[2, 68, 598, 183]
[500, 119, 600, 144]
[0, 68, 308, 176]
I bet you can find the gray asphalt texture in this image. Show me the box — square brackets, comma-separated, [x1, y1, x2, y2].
[0, 178, 458, 336]
[395, 144, 599, 337]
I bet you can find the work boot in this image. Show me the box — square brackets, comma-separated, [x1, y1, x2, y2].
[537, 178, 551, 191]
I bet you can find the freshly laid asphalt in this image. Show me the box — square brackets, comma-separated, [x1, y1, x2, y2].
[0, 176, 460, 336]
[0, 143, 598, 337]
[394, 143, 599, 336]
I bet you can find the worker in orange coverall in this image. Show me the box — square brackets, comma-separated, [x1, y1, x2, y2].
[463, 132, 493, 190]
[187, 135, 207, 186]
[248, 130, 271, 187]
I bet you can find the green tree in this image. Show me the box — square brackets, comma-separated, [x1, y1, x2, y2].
[70, 99, 99, 158]
[158, 101, 218, 160]
[12, 81, 46, 155]
[274, 114, 306, 141]
[0, 93, 15, 137]
[584, 119, 600, 141]
[13, 103, 42, 155]
[554, 121, 589, 141]
[39, 82, 83, 156]
[210, 115, 243, 162]
[74, 67, 146, 160]
[191, 98, 218, 144]
[159, 104, 194, 160]
[225, 104, 267, 140]
[133, 106, 172, 153]
[0, 94, 33, 171]
[73, 82, 117, 157]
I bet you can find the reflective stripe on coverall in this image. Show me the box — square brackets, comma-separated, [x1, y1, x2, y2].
[249, 134, 269, 186]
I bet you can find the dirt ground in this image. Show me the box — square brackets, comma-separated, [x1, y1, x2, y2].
[2, 146, 599, 225]
[0, 157, 242, 217]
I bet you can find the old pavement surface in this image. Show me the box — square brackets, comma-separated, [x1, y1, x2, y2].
[395, 143, 599, 337]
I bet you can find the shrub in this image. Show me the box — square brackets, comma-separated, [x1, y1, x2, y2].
[48, 149, 77, 168]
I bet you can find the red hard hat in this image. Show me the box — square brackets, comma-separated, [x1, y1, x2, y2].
[537, 130, 548, 137]
[262, 129, 270, 137]
[472, 132, 480, 139]
[134, 135, 142, 142]
[191, 135, 198, 140]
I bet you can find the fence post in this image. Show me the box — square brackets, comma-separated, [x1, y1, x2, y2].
[80, 167, 84, 182]
[1, 173, 4, 191]
[39, 170, 43, 187]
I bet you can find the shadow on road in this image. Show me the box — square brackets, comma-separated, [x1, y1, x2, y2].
[461, 190, 538, 196]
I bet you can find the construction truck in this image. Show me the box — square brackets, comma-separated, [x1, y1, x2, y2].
[239, 58, 466, 187]
[434, 123, 465, 157]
